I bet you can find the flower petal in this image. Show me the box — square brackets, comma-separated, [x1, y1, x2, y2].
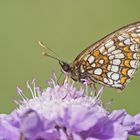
[20, 109, 44, 139]
[0, 115, 20, 140]
[109, 109, 127, 123]
[36, 129, 59, 140]
[81, 117, 128, 140]
[122, 114, 140, 136]
[63, 105, 104, 132]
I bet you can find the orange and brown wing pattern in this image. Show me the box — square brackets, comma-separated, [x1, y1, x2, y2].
[73, 22, 140, 89]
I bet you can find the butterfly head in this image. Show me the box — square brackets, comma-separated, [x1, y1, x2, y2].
[59, 61, 71, 73]
[59, 61, 80, 81]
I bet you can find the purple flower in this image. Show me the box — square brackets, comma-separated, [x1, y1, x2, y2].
[0, 74, 140, 140]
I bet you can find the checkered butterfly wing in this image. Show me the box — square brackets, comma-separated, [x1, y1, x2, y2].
[73, 22, 140, 89]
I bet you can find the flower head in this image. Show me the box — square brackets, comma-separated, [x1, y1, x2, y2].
[0, 74, 140, 140]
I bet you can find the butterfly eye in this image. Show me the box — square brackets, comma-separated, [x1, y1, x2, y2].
[59, 61, 71, 72]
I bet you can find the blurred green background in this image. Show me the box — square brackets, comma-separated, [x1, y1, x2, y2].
[0, 0, 140, 139]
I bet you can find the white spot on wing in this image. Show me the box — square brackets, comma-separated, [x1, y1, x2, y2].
[111, 73, 120, 80]
[111, 65, 119, 72]
[91, 63, 96, 68]
[88, 56, 95, 64]
[128, 69, 135, 77]
[108, 79, 113, 85]
[130, 44, 135, 52]
[99, 59, 104, 64]
[94, 68, 102, 75]
[115, 53, 125, 59]
[107, 65, 111, 71]
[107, 71, 113, 78]
[124, 39, 132, 45]
[118, 36, 125, 41]
[99, 46, 105, 53]
[111, 59, 121, 65]
[108, 46, 116, 53]
[112, 84, 122, 88]
[104, 78, 109, 83]
[112, 50, 122, 55]
[104, 78, 113, 85]
[105, 40, 114, 48]
[130, 44, 138, 52]
[109, 55, 115, 60]
[133, 53, 138, 59]
[80, 65, 85, 73]
[130, 60, 137, 68]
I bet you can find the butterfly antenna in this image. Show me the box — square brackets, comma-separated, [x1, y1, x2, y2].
[38, 41, 63, 62]
[38, 41, 61, 59]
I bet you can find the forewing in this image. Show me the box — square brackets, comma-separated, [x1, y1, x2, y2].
[73, 22, 140, 89]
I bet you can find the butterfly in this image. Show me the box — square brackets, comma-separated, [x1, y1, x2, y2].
[39, 21, 140, 90]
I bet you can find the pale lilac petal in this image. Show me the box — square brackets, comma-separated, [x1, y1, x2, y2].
[16, 86, 23, 95]
[37, 129, 59, 140]
[72, 133, 83, 140]
[8, 111, 21, 128]
[20, 109, 44, 139]
[80, 117, 127, 140]
[109, 109, 127, 123]
[122, 114, 140, 136]
[60, 129, 68, 140]
[132, 114, 140, 135]
[63, 106, 104, 132]
[0, 115, 20, 140]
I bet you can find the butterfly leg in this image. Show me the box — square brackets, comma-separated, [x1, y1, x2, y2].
[92, 82, 98, 96]
[63, 73, 69, 84]
[96, 86, 105, 99]
[94, 86, 105, 107]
